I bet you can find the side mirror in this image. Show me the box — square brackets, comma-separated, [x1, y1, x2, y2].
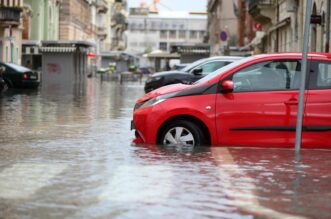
[192, 67, 203, 75]
[221, 80, 234, 92]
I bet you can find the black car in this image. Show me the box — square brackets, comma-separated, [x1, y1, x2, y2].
[0, 62, 39, 89]
[139, 67, 154, 74]
[144, 56, 242, 93]
[173, 63, 189, 70]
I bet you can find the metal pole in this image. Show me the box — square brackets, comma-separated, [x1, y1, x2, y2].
[326, 0, 330, 52]
[295, 0, 313, 153]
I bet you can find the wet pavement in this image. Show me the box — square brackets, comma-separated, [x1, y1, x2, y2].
[0, 78, 331, 219]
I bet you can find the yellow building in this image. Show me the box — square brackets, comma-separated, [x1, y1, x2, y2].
[0, 0, 24, 64]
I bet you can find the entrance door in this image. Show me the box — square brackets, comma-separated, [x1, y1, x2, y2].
[216, 59, 303, 147]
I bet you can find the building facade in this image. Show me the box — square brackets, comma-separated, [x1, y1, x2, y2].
[208, 0, 238, 55]
[0, 0, 24, 64]
[110, 0, 127, 50]
[23, 0, 60, 41]
[248, 0, 331, 53]
[126, 9, 207, 54]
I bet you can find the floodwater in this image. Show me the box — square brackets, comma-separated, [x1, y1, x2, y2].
[0, 79, 330, 219]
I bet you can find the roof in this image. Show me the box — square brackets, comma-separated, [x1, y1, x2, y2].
[147, 11, 207, 19]
[41, 40, 96, 48]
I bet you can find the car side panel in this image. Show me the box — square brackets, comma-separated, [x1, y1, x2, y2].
[133, 94, 217, 144]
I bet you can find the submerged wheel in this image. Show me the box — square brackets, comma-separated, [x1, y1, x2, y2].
[159, 120, 206, 147]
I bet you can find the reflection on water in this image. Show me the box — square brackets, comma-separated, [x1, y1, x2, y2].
[0, 79, 331, 219]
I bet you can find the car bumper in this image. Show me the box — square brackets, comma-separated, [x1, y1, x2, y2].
[21, 80, 40, 88]
[132, 105, 164, 144]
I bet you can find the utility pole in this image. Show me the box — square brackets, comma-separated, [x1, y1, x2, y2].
[295, 0, 313, 153]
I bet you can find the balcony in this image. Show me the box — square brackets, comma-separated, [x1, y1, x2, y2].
[248, 0, 275, 24]
[97, 27, 107, 39]
[97, 0, 108, 14]
[0, 7, 22, 26]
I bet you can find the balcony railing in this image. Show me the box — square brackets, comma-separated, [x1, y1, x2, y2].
[97, 0, 108, 14]
[97, 27, 107, 39]
[248, 0, 275, 11]
[248, 0, 275, 24]
[0, 7, 22, 24]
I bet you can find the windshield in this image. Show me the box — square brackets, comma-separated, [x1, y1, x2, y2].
[193, 56, 254, 85]
[181, 58, 208, 72]
[5, 63, 31, 72]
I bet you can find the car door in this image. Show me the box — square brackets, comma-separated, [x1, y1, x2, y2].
[303, 60, 331, 148]
[215, 59, 303, 147]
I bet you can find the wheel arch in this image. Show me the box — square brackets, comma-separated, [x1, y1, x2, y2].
[156, 114, 211, 145]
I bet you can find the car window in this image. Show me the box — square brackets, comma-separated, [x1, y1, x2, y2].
[193, 56, 253, 85]
[231, 60, 302, 92]
[310, 61, 331, 89]
[199, 61, 230, 74]
[181, 58, 207, 72]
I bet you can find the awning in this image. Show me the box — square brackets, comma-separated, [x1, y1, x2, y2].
[22, 46, 40, 55]
[268, 18, 291, 33]
[250, 31, 266, 46]
[146, 52, 180, 59]
[40, 47, 77, 53]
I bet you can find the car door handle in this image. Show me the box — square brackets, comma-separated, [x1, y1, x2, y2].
[284, 98, 298, 105]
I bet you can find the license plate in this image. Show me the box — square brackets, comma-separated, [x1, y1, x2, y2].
[30, 75, 37, 80]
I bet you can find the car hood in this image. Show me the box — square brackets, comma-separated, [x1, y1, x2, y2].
[137, 83, 191, 103]
[151, 70, 187, 77]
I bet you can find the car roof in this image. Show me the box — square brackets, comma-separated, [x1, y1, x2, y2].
[203, 56, 243, 61]
[0, 62, 31, 72]
[253, 52, 331, 60]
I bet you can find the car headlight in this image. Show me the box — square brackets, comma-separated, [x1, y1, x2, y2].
[134, 92, 178, 111]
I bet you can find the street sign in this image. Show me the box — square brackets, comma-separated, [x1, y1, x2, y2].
[220, 31, 227, 42]
[310, 15, 322, 25]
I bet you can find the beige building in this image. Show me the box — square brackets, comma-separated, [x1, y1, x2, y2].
[59, 0, 94, 40]
[208, 0, 238, 55]
[207, 0, 255, 56]
[248, 0, 330, 53]
[0, 0, 24, 64]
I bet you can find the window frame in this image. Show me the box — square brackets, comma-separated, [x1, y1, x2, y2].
[308, 60, 331, 90]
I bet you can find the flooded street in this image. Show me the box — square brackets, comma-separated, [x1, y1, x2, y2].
[0, 79, 331, 219]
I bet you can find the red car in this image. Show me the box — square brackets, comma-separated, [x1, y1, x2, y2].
[132, 53, 331, 148]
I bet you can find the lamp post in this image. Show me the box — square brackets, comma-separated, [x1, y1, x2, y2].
[295, 0, 313, 153]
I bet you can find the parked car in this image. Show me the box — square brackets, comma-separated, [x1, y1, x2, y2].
[132, 53, 331, 148]
[0, 66, 7, 93]
[0, 62, 39, 89]
[139, 67, 154, 74]
[144, 56, 242, 93]
[173, 63, 189, 70]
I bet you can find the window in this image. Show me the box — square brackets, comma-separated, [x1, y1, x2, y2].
[159, 42, 167, 51]
[199, 61, 230, 74]
[190, 31, 197, 39]
[160, 30, 167, 39]
[313, 62, 331, 89]
[169, 30, 176, 39]
[199, 31, 205, 39]
[231, 60, 302, 92]
[178, 30, 186, 39]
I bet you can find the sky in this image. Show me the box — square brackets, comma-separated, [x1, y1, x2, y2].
[127, 0, 207, 12]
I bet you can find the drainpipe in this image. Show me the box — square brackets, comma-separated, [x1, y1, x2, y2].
[9, 25, 14, 63]
[325, 0, 330, 52]
[275, 0, 279, 52]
